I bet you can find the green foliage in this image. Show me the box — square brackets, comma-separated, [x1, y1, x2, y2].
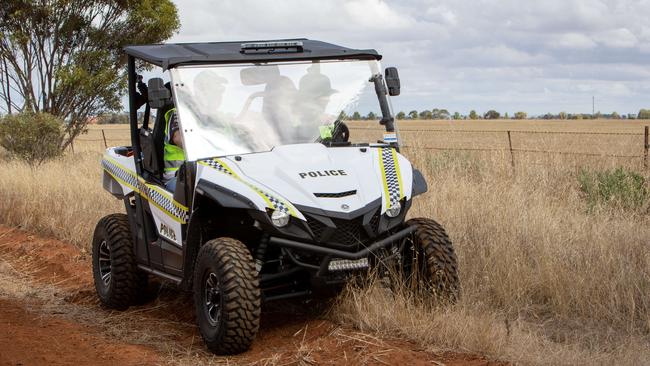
[0, 112, 65, 166]
[578, 167, 649, 211]
[351, 111, 361, 120]
[408, 110, 418, 119]
[559, 111, 567, 120]
[514, 111, 527, 120]
[484, 110, 500, 119]
[396, 111, 406, 120]
[419, 110, 432, 119]
[0, 0, 180, 148]
[366, 111, 377, 120]
[430, 108, 450, 119]
[638, 109, 650, 119]
[469, 110, 478, 120]
[452, 112, 461, 120]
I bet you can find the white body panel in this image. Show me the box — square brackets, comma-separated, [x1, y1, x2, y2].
[195, 144, 413, 218]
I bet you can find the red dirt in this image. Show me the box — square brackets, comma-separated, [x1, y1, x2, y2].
[0, 225, 504, 365]
[0, 298, 160, 366]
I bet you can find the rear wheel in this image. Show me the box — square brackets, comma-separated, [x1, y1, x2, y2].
[398, 218, 460, 303]
[193, 237, 261, 355]
[92, 213, 147, 310]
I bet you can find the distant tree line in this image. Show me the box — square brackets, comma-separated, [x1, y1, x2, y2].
[343, 108, 650, 120]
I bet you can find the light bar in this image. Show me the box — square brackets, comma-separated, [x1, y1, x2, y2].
[328, 257, 369, 272]
[241, 41, 303, 50]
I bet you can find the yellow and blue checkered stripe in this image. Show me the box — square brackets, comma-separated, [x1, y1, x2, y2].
[102, 156, 189, 224]
[198, 158, 299, 218]
[378, 148, 404, 209]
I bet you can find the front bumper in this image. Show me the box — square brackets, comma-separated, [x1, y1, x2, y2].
[268, 225, 415, 277]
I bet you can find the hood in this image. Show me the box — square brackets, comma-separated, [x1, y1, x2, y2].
[222, 143, 413, 216]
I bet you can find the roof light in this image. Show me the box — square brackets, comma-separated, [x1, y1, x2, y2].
[241, 41, 303, 50]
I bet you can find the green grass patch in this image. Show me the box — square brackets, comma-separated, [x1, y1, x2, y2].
[578, 167, 649, 211]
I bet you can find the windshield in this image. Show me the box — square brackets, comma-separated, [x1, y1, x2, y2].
[170, 59, 392, 161]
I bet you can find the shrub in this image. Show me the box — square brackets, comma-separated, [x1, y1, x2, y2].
[578, 167, 649, 211]
[0, 112, 65, 166]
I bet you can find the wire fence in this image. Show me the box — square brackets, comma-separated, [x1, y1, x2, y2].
[73, 125, 650, 168]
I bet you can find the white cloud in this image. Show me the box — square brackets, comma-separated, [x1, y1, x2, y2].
[552, 33, 597, 50]
[169, 0, 650, 115]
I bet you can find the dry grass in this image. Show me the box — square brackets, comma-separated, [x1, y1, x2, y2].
[0, 152, 121, 250]
[1, 120, 650, 365]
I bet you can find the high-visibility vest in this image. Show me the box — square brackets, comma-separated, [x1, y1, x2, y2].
[163, 108, 185, 181]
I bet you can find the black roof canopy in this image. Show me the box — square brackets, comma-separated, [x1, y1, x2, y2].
[124, 38, 382, 70]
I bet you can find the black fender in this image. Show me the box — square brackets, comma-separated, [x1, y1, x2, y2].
[412, 169, 428, 197]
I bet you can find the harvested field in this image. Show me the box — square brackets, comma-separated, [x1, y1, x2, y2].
[1, 119, 649, 365]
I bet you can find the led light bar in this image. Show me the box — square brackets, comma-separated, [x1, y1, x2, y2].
[241, 41, 303, 50]
[328, 257, 369, 272]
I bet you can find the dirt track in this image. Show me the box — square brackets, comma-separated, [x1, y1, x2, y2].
[0, 225, 501, 365]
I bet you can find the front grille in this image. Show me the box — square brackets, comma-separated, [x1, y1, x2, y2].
[330, 217, 369, 246]
[306, 210, 381, 248]
[314, 190, 357, 198]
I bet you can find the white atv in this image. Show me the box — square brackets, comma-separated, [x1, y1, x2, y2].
[93, 39, 459, 355]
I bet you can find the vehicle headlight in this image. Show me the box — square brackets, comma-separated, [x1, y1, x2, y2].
[271, 210, 290, 227]
[385, 203, 401, 218]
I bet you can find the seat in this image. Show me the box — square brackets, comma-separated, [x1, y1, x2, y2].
[141, 78, 174, 181]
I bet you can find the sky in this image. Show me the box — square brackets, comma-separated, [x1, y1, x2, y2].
[169, 0, 650, 116]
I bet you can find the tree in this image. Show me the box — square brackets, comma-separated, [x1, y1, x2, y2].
[484, 110, 500, 119]
[452, 111, 461, 120]
[638, 109, 650, 119]
[0, 112, 65, 166]
[351, 111, 361, 120]
[504, 112, 509, 119]
[367, 111, 377, 120]
[0, 1, 180, 151]
[514, 111, 527, 120]
[396, 111, 406, 120]
[469, 110, 478, 120]
[611, 111, 620, 119]
[559, 111, 567, 120]
[419, 110, 432, 119]
[438, 109, 450, 119]
[338, 111, 348, 120]
[408, 110, 418, 120]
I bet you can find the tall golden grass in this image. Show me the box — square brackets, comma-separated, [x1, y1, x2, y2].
[1, 121, 649, 365]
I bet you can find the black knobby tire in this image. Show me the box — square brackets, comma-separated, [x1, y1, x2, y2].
[193, 237, 261, 355]
[401, 218, 460, 303]
[92, 213, 147, 310]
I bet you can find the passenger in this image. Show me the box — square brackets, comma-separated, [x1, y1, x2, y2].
[163, 109, 184, 192]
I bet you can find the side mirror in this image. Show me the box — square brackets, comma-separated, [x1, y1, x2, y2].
[147, 78, 171, 109]
[385, 67, 400, 96]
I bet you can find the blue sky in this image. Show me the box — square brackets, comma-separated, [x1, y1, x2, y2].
[168, 0, 650, 116]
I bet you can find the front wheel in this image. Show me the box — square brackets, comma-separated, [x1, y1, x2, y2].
[398, 218, 460, 304]
[193, 238, 261, 355]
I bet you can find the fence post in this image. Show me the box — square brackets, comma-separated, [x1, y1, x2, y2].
[507, 130, 515, 172]
[643, 126, 650, 169]
[101, 129, 107, 148]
